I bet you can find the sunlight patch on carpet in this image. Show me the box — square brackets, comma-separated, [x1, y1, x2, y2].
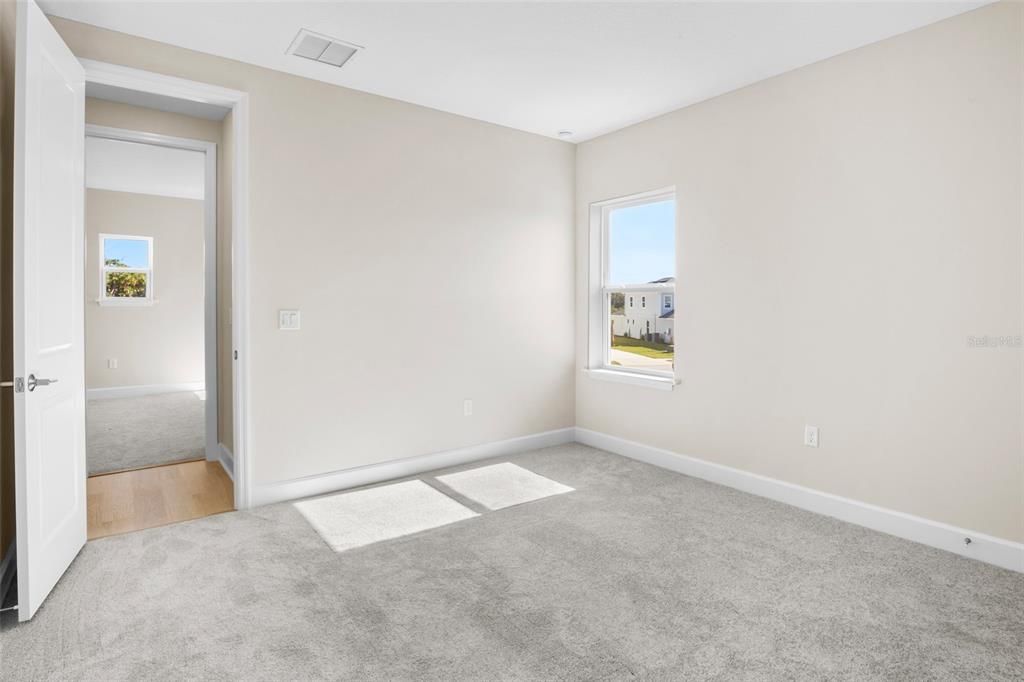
[436, 462, 574, 510]
[294, 480, 479, 552]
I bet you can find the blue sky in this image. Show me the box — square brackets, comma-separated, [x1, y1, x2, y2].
[104, 238, 149, 268]
[608, 199, 675, 283]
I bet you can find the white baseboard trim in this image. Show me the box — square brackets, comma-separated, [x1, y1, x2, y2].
[0, 541, 15, 606]
[217, 443, 235, 480]
[575, 428, 1024, 573]
[87, 382, 205, 400]
[251, 427, 575, 508]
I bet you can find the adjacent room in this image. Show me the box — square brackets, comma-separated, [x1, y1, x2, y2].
[0, 0, 1021, 680]
[85, 137, 207, 478]
[81, 93, 234, 539]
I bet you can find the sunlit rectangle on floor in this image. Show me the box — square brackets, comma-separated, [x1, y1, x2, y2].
[436, 462, 573, 510]
[294, 479, 479, 552]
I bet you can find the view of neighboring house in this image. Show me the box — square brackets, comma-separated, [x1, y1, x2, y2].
[610, 276, 674, 344]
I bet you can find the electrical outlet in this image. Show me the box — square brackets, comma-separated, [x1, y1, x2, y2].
[804, 425, 819, 448]
[107, 358, 118, 369]
[463, 399, 473, 417]
[278, 310, 300, 330]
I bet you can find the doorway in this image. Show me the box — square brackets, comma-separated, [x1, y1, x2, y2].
[82, 102, 230, 539]
[10, 0, 252, 621]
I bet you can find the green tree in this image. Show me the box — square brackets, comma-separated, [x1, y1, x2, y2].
[105, 258, 147, 298]
[610, 292, 625, 314]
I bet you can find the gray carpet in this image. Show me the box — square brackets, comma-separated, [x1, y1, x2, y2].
[2, 444, 1021, 680]
[87, 391, 205, 475]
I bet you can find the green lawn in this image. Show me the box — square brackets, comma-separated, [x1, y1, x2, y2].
[611, 335, 674, 360]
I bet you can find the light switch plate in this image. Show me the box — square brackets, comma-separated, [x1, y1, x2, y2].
[279, 310, 301, 330]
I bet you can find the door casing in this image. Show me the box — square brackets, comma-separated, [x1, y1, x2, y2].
[79, 59, 253, 511]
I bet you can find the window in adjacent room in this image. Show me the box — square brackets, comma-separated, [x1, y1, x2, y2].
[589, 189, 676, 381]
[99, 234, 153, 304]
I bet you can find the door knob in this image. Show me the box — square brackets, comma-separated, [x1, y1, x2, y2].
[27, 374, 58, 392]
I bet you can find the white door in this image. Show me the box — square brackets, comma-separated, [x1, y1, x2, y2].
[12, 0, 86, 621]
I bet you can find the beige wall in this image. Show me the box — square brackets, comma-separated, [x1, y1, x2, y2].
[576, 3, 1023, 542]
[53, 17, 577, 485]
[218, 109, 232, 450]
[85, 189, 204, 389]
[0, 0, 15, 560]
[56, 6, 1018, 543]
[86, 97, 221, 142]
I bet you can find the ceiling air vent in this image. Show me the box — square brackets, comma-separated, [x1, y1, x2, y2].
[287, 29, 363, 68]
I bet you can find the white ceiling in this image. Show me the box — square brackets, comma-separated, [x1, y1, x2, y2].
[44, 1, 989, 142]
[86, 137, 206, 200]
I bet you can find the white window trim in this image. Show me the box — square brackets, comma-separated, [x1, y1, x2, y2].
[583, 367, 678, 390]
[98, 233, 155, 306]
[587, 187, 679, 390]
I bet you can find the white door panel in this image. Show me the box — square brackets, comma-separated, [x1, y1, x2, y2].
[13, 0, 86, 621]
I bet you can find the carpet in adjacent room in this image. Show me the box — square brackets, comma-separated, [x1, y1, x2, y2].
[86, 390, 205, 475]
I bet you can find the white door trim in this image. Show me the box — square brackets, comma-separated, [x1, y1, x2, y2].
[81, 60, 253, 509]
[85, 124, 219, 464]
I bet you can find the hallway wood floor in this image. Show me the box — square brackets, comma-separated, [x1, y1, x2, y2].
[86, 460, 234, 540]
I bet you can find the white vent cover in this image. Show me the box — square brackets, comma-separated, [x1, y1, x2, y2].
[287, 29, 362, 68]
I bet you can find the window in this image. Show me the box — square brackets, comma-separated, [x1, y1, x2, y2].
[588, 189, 676, 384]
[99, 234, 153, 304]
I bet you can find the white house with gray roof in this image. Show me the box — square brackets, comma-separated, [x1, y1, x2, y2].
[609, 277, 674, 344]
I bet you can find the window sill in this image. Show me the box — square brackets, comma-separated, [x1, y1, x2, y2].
[583, 368, 679, 391]
[96, 298, 157, 307]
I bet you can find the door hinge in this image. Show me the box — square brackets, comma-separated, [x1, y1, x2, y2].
[0, 378, 24, 392]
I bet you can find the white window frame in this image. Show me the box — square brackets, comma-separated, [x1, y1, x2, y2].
[585, 187, 679, 390]
[98, 233, 154, 306]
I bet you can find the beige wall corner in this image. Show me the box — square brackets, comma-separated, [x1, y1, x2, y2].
[575, 2, 1024, 543]
[52, 15, 577, 487]
[218, 109, 233, 451]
